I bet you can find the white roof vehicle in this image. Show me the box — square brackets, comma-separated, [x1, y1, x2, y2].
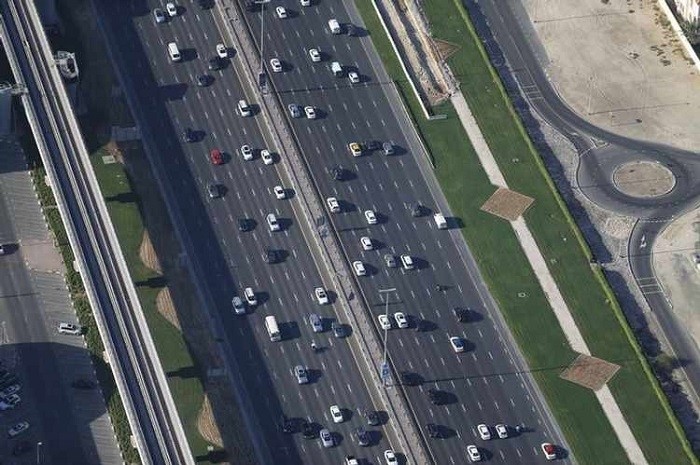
[360, 236, 373, 251]
[394, 312, 408, 329]
[364, 209, 377, 225]
[401, 254, 414, 270]
[353, 260, 366, 276]
[270, 58, 283, 72]
[267, 213, 281, 232]
[495, 424, 508, 439]
[467, 444, 481, 462]
[328, 18, 341, 34]
[477, 423, 491, 440]
[326, 197, 340, 213]
[240, 144, 253, 161]
[232, 296, 246, 315]
[330, 405, 344, 423]
[153, 8, 166, 23]
[384, 450, 398, 465]
[378, 314, 391, 330]
[348, 71, 360, 84]
[261, 149, 274, 165]
[244, 287, 257, 306]
[276, 6, 288, 18]
[216, 43, 228, 59]
[304, 106, 317, 119]
[166, 2, 178, 16]
[273, 185, 286, 200]
[58, 323, 81, 335]
[450, 336, 465, 353]
[314, 287, 329, 305]
[309, 48, 321, 62]
[300, 0, 311, 5]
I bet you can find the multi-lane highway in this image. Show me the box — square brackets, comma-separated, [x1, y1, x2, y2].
[466, 0, 700, 406]
[98, 1, 405, 464]
[97, 0, 568, 463]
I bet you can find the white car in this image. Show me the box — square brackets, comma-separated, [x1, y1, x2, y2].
[450, 336, 465, 353]
[270, 58, 283, 72]
[300, 0, 311, 5]
[309, 48, 321, 62]
[216, 43, 228, 59]
[153, 8, 166, 23]
[394, 312, 408, 329]
[240, 144, 253, 161]
[330, 405, 344, 423]
[326, 197, 340, 213]
[244, 287, 257, 306]
[467, 444, 481, 462]
[304, 106, 317, 119]
[477, 423, 491, 440]
[541, 443, 557, 460]
[353, 260, 366, 276]
[232, 296, 245, 315]
[378, 314, 391, 330]
[384, 450, 398, 465]
[8, 421, 29, 438]
[166, 2, 177, 16]
[349, 142, 362, 157]
[360, 236, 373, 251]
[400, 254, 414, 270]
[276, 6, 288, 18]
[364, 209, 377, 225]
[58, 323, 81, 335]
[274, 186, 286, 200]
[495, 424, 508, 439]
[314, 287, 329, 305]
[320, 428, 334, 448]
[349, 71, 360, 84]
[261, 149, 274, 165]
[267, 213, 281, 232]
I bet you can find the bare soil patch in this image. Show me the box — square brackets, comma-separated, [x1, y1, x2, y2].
[480, 187, 534, 221]
[612, 160, 676, 198]
[197, 394, 224, 448]
[155, 287, 181, 331]
[560, 354, 621, 391]
[139, 231, 162, 274]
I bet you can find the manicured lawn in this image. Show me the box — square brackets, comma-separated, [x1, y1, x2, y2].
[354, 1, 696, 464]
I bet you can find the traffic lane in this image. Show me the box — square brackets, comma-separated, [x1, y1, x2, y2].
[123, 4, 400, 456]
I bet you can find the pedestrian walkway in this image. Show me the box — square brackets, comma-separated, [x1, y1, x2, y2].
[450, 92, 649, 465]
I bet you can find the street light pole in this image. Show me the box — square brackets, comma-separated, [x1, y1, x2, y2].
[36, 441, 42, 465]
[378, 287, 397, 387]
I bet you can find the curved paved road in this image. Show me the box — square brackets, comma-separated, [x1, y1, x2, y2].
[465, 0, 700, 404]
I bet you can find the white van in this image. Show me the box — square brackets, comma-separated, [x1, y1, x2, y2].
[167, 42, 181, 62]
[266, 213, 280, 232]
[265, 315, 281, 341]
[434, 213, 447, 230]
[328, 18, 341, 34]
[237, 99, 252, 117]
[331, 61, 343, 77]
[401, 254, 414, 270]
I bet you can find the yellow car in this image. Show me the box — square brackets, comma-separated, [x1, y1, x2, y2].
[348, 142, 362, 157]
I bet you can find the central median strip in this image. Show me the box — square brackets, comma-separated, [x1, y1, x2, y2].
[353, 0, 698, 464]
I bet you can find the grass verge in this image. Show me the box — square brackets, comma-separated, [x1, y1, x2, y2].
[353, 1, 697, 464]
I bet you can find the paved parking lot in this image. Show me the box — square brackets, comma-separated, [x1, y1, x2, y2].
[0, 136, 122, 464]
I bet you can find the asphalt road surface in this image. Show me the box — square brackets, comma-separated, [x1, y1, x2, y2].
[98, 0, 569, 464]
[236, 1, 569, 464]
[466, 0, 700, 407]
[98, 2, 404, 464]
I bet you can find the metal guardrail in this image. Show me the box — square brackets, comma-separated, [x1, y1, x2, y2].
[0, 1, 194, 463]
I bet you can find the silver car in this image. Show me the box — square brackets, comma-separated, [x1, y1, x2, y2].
[320, 428, 334, 448]
[288, 103, 302, 118]
[294, 365, 309, 384]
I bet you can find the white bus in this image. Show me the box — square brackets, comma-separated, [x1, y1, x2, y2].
[265, 315, 281, 342]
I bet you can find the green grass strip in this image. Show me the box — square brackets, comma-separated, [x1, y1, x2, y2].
[354, 1, 697, 464]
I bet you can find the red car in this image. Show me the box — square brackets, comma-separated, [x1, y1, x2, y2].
[210, 149, 224, 165]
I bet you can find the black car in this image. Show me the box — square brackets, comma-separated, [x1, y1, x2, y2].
[427, 388, 444, 405]
[364, 409, 380, 426]
[279, 415, 294, 434]
[427, 423, 442, 438]
[208, 57, 222, 71]
[355, 427, 370, 446]
[183, 127, 195, 143]
[263, 248, 281, 264]
[330, 165, 344, 181]
[238, 218, 253, 232]
[453, 307, 470, 322]
[207, 183, 222, 198]
[301, 420, 316, 439]
[198, 0, 214, 8]
[12, 441, 31, 456]
[332, 322, 345, 338]
[364, 140, 381, 151]
[409, 203, 423, 217]
[414, 318, 425, 332]
[196, 74, 213, 87]
[347, 23, 356, 36]
[71, 379, 96, 390]
[400, 371, 421, 386]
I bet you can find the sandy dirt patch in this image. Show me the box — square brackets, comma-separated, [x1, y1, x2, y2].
[139, 231, 162, 274]
[612, 160, 676, 198]
[197, 393, 224, 449]
[560, 353, 621, 390]
[522, 0, 700, 152]
[155, 287, 181, 331]
[480, 187, 534, 221]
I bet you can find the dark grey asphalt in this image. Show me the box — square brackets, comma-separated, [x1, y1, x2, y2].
[466, 0, 700, 407]
[236, 1, 569, 463]
[98, 2, 401, 464]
